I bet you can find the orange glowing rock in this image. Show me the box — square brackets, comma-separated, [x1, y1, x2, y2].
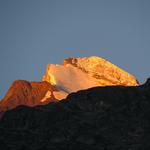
[0, 80, 57, 112]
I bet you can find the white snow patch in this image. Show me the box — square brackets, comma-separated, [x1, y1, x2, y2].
[53, 90, 68, 100]
[47, 64, 100, 94]
[41, 91, 52, 102]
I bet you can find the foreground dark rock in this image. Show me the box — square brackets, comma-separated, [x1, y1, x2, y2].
[0, 79, 150, 150]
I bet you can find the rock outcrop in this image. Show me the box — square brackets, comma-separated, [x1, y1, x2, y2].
[0, 79, 149, 150]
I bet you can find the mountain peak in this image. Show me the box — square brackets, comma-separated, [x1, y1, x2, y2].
[43, 56, 138, 88]
[0, 56, 139, 113]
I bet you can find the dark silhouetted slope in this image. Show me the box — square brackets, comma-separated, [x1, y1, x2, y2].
[0, 78, 150, 150]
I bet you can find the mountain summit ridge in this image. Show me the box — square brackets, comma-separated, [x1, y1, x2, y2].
[63, 56, 138, 86]
[43, 56, 138, 89]
[0, 56, 138, 113]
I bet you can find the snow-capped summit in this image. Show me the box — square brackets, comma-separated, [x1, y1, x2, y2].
[43, 56, 138, 99]
[0, 56, 138, 113]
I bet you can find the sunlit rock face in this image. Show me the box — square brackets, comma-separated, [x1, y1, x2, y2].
[63, 56, 138, 86]
[0, 80, 57, 113]
[43, 56, 139, 100]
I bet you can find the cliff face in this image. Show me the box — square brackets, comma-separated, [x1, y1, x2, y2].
[0, 79, 149, 150]
[0, 56, 139, 113]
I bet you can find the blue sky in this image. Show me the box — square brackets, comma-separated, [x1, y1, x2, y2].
[0, 0, 150, 99]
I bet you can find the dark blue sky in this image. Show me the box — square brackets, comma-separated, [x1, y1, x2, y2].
[0, 0, 150, 99]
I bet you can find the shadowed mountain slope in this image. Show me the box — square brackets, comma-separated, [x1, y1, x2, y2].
[0, 78, 149, 150]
